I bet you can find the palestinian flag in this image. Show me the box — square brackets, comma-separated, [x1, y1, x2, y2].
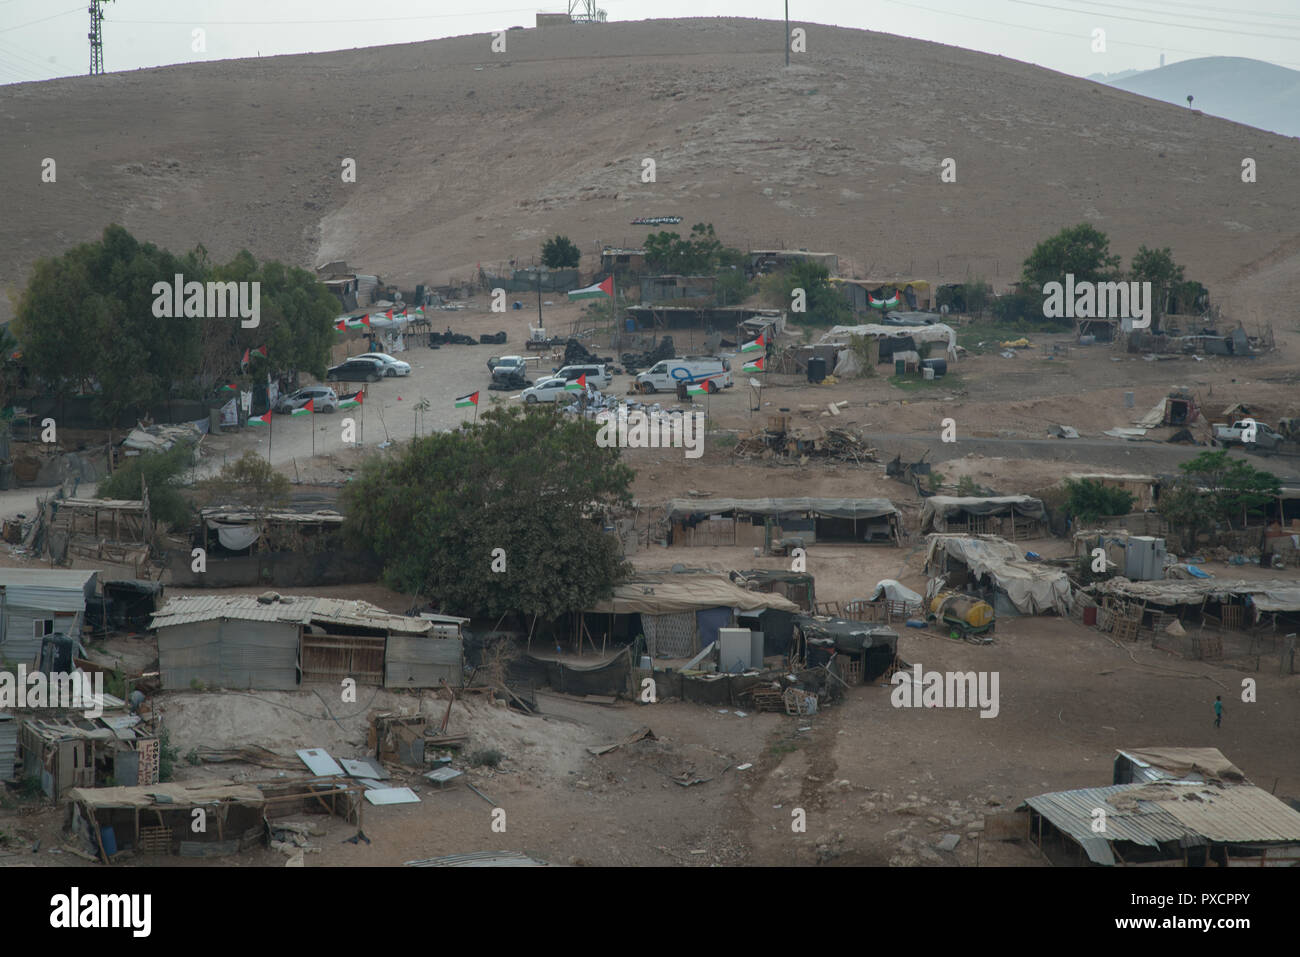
[455, 391, 479, 408]
[741, 334, 764, 353]
[743, 356, 764, 372]
[687, 383, 709, 395]
[567, 276, 614, 301]
[564, 374, 587, 392]
[247, 410, 272, 427]
[338, 391, 363, 409]
[345, 313, 371, 328]
[290, 398, 314, 417]
[219, 382, 238, 393]
[335, 320, 349, 333]
[869, 293, 901, 309]
[240, 345, 268, 370]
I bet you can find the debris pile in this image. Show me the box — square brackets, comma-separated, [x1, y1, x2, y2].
[563, 339, 615, 366]
[734, 423, 878, 463]
[621, 336, 675, 374]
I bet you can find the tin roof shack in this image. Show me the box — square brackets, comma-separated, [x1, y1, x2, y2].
[171, 508, 379, 588]
[601, 247, 647, 276]
[665, 497, 901, 549]
[640, 275, 717, 303]
[20, 713, 158, 800]
[65, 776, 364, 863]
[581, 572, 800, 662]
[151, 594, 456, 691]
[625, 305, 785, 335]
[920, 495, 1048, 539]
[833, 278, 932, 313]
[925, 535, 1072, 616]
[748, 249, 839, 277]
[47, 498, 152, 571]
[1020, 750, 1300, 866]
[731, 569, 815, 610]
[791, 615, 898, 684]
[0, 712, 15, 781]
[0, 569, 98, 668]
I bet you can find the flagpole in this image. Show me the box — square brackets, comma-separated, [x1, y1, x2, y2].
[268, 405, 274, 465]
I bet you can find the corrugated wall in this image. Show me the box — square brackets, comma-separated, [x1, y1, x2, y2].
[0, 715, 16, 781]
[158, 620, 223, 689]
[384, 636, 463, 688]
[217, 620, 300, 690]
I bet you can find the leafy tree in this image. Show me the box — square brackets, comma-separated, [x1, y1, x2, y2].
[541, 235, 581, 270]
[200, 451, 290, 510]
[644, 223, 724, 275]
[1063, 479, 1136, 523]
[1130, 245, 1186, 330]
[1021, 223, 1122, 292]
[962, 279, 991, 318]
[1168, 450, 1280, 530]
[1155, 484, 1207, 551]
[714, 266, 753, 306]
[341, 405, 634, 619]
[762, 261, 851, 325]
[98, 442, 195, 530]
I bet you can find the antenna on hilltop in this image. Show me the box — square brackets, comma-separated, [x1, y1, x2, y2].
[89, 0, 114, 76]
[569, 0, 607, 23]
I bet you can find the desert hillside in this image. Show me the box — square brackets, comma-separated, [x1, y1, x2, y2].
[3, 17, 1299, 322]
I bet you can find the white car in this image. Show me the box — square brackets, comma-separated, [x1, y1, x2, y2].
[521, 377, 594, 404]
[356, 352, 411, 377]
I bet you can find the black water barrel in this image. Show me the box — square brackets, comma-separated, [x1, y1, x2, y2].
[807, 356, 827, 383]
[921, 358, 947, 377]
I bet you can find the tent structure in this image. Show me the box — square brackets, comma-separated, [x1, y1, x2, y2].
[920, 495, 1047, 538]
[1090, 578, 1300, 622]
[665, 497, 902, 547]
[819, 323, 958, 361]
[925, 535, 1072, 616]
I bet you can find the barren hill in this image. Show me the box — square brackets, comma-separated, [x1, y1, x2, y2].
[3, 17, 1299, 322]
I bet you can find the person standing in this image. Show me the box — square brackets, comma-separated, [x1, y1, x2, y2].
[1214, 695, 1223, 728]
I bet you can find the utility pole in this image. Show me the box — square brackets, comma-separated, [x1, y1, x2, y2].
[785, 2, 790, 68]
[89, 0, 114, 76]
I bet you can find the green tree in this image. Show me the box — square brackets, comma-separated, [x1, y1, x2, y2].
[1170, 450, 1280, 530]
[541, 235, 581, 269]
[1129, 245, 1186, 330]
[1021, 223, 1122, 293]
[341, 405, 634, 619]
[1063, 479, 1136, 523]
[644, 223, 724, 275]
[962, 279, 992, 318]
[1155, 484, 1207, 551]
[714, 266, 753, 306]
[763, 261, 851, 325]
[200, 451, 290, 510]
[98, 442, 196, 529]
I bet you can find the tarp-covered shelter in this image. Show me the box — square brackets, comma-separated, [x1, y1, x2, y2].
[1090, 578, 1300, 623]
[819, 323, 958, 363]
[0, 569, 98, 668]
[926, 535, 1071, 616]
[151, 594, 458, 690]
[920, 495, 1047, 539]
[586, 572, 800, 661]
[792, 616, 898, 682]
[665, 497, 901, 547]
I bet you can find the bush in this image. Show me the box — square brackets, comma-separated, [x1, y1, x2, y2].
[468, 748, 503, 768]
[99, 442, 194, 529]
[1064, 479, 1135, 523]
[158, 726, 180, 782]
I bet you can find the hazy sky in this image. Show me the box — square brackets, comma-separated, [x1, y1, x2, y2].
[1, 0, 1298, 85]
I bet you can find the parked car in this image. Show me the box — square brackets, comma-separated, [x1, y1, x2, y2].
[355, 352, 411, 377]
[275, 386, 339, 414]
[553, 364, 612, 389]
[487, 355, 529, 381]
[326, 356, 386, 383]
[521, 377, 593, 404]
[634, 356, 732, 394]
[1212, 419, 1283, 452]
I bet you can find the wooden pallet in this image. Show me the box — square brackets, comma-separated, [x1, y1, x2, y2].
[138, 826, 171, 854]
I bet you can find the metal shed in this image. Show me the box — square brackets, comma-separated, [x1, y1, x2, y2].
[0, 712, 16, 781]
[0, 569, 98, 667]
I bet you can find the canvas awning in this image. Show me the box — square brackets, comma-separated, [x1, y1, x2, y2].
[1091, 578, 1300, 619]
[920, 495, 1045, 533]
[588, 575, 800, 616]
[665, 497, 898, 521]
[926, 535, 1071, 615]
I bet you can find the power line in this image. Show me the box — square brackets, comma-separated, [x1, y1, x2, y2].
[1056, 0, 1300, 23]
[0, 4, 83, 34]
[879, 0, 1300, 68]
[1008, 0, 1300, 39]
[110, 9, 542, 26]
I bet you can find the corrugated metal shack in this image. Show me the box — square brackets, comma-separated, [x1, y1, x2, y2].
[665, 497, 902, 547]
[0, 569, 98, 667]
[0, 712, 16, 781]
[20, 713, 158, 799]
[150, 594, 463, 691]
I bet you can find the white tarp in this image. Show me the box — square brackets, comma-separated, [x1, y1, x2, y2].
[869, 580, 922, 605]
[926, 535, 1071, 615]
[211, 523, 260, 551]
[820, 323, 958, 360]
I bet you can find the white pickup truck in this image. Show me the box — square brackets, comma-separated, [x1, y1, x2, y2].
[1212, 419, 1284, 451]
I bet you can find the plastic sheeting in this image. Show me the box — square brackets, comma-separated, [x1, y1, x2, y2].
[920, 495, 1046, 533]
[869, 579, 922, 605]
[212, 523, 260, 551]
[926, 535, 1071, 615]
[819, 323, 958, 360]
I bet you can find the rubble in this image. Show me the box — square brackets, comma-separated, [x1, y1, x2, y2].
[734, 420, 878, 463]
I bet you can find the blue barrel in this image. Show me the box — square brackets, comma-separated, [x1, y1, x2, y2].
[921, 358, 947, 376]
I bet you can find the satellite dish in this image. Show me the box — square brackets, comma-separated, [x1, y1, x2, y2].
[749, 378, 762, 389]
